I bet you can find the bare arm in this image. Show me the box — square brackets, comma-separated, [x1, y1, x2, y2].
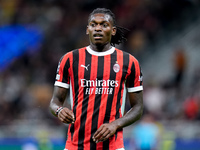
[113, 91, 143, 128]
[50, 86, 75, 124]
[93, 91, 143, 143]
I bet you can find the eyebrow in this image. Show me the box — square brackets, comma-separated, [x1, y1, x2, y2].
[88, 14, 114, 25]
[90, 20, 110, 24]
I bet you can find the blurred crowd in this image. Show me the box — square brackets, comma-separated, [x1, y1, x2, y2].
[0, 0, 200, 149]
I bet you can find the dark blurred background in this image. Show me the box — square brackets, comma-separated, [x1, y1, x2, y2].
[0, 0, 200, 150]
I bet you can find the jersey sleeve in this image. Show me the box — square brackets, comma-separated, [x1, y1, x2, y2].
[54, 53, 71, 89]
[126, 55, 143, 92]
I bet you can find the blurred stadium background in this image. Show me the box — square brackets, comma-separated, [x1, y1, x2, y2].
[0, 0, 200, 150]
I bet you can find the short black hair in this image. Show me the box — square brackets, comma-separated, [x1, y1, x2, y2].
[89, 8, 129, 46]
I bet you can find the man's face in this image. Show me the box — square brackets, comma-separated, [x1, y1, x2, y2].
[87, 13, 116, 46]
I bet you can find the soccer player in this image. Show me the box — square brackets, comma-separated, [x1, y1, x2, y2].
[50, 8, 143, 150]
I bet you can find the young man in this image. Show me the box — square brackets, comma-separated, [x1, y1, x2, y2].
[50, 8, 143, 150]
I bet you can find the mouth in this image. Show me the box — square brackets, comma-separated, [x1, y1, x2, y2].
[93, 34, 103, 39]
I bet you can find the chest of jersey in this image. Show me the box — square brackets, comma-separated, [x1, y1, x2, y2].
[71, 49, 129, 96]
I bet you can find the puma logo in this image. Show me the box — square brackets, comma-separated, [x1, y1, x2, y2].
[81, 64, 90, 71]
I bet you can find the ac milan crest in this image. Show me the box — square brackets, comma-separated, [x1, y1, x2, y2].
[113, 61, 120, 73]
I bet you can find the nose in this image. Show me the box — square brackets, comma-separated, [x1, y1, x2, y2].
[95, 24, 102, 31]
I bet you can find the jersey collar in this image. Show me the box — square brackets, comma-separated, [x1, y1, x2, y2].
[86, 46, 115, 56]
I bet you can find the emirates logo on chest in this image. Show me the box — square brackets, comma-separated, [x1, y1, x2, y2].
[113, 61, 120, 73]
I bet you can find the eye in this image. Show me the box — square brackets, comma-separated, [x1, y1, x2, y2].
[103, 23, 108, 28]
[90, 23, 96, 27]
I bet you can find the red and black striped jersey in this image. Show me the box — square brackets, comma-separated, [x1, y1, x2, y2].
[54, 46, 143, 150]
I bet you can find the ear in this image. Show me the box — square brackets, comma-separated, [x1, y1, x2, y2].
[86, 26, 89, 35]
[112, 27, 117, 36]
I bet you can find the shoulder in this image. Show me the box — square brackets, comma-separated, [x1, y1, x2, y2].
[60, 47, 87, 60]
[115, 48, 139, 63]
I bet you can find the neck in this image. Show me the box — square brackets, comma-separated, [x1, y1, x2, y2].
[89, 43, 112, 52]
